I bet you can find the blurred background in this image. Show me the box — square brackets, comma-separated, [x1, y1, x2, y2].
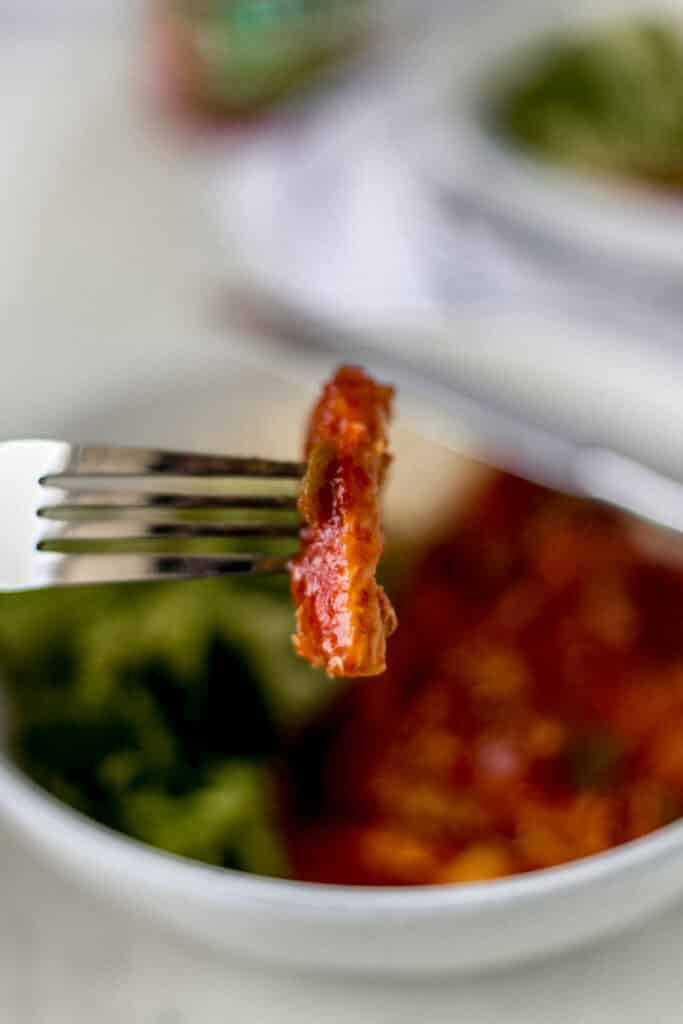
[3, 0, 683, 1019]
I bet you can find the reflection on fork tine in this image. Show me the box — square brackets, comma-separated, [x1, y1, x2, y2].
[39, 443, 305, 482]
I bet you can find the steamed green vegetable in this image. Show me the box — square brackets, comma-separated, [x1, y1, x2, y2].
[496, 17, 683, 188]
[0, 577, 330, 875]
[166, 0, 370, 118]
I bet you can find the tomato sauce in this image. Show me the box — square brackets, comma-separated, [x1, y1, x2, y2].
[286, 473, 683, 885]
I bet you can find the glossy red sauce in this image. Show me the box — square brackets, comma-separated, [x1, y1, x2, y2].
[290, 366, 397, 678]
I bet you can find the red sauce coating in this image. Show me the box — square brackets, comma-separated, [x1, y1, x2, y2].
[290, 366, 397, 678]
[286, 473, 683, 885]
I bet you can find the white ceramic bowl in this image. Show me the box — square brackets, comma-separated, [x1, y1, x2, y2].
[3, 355, 683, 974]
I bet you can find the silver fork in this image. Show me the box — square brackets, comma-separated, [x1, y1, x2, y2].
[0, 440, 305, 591]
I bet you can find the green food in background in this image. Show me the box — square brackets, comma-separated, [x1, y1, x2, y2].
[496, 17, 683, 188]
[169, 0, 371, 117]
[0, 577, 331, 875]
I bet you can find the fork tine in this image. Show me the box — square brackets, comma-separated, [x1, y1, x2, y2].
[39, 444, 305, 482]
[33, 552, 291, 586]
[37, 521, 301, 543]
[38, 491, 300, 518]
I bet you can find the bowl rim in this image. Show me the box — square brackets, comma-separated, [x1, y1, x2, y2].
[2, 733, 683, 917]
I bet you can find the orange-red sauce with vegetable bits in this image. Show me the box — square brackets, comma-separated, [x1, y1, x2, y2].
[290, 366, 397, 678]
[286, 473, 683, 885]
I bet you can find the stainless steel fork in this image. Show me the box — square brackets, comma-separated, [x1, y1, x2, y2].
[0, 440, 305, 591]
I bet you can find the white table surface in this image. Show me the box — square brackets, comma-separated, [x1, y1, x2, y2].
[5, 823, 683, 1024]
[3, 21, 683, 1024]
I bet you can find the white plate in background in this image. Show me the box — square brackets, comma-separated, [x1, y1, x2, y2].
[412, 0, 683, 276]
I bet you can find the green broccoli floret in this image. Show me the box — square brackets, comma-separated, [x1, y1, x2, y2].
[121, 761, 287, 874]
[0, 576, 332, 876]
[497, 17, 683, 183]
